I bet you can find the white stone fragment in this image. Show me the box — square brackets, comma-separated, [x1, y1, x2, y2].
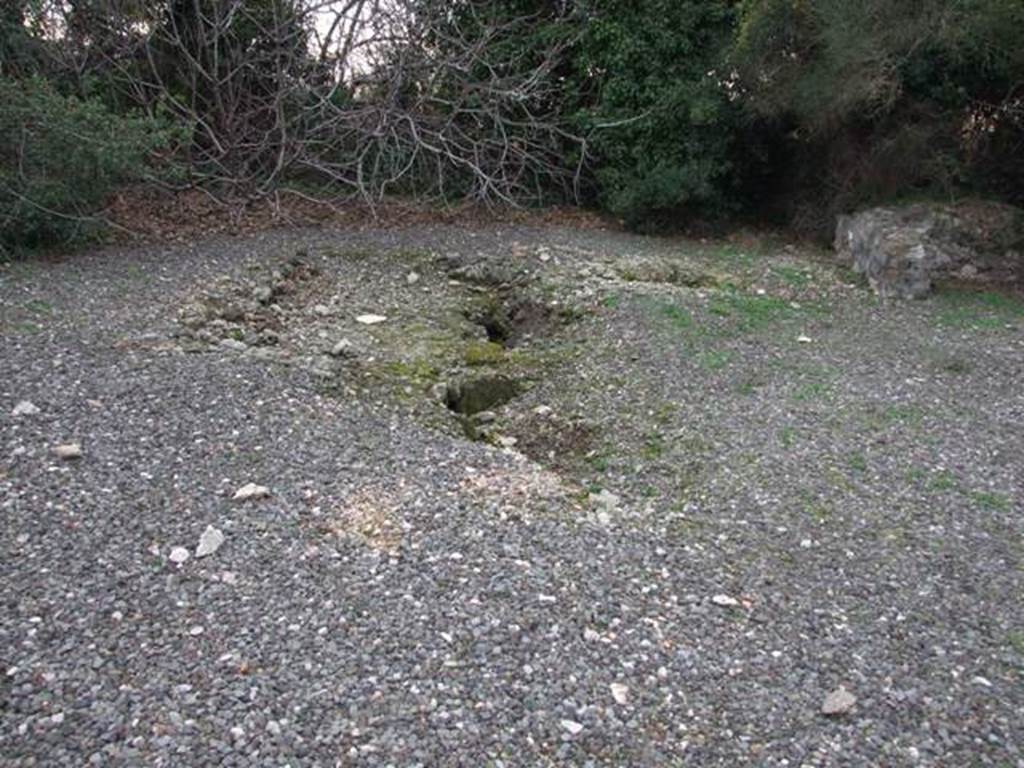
[610, 682, 630, 705]
[355, 314, 387, 325]
[233, 483, 270, 501]
[53, 443, 82, 460]
[11, 400, 40, 417]
[711, 594, 739, 608]
[195, 525, 225, 558]
[589, 489, 620, 512]
[821, 686, 857, 715]
[560, 719, 584, 735]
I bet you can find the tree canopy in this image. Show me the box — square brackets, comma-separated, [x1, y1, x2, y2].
[1, 0, 1021, 252]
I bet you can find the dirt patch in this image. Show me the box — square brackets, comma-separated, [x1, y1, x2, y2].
[327, 486, 405, 554]
[107, 187, 611, 245]
[460, 463, 579, 521]
[507, 414, 599, 472]
[466, 292, 559, 347]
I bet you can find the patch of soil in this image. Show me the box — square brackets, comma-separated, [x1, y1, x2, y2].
[466, 293, 559, 347]
[508, 415, 599, 473]
[107, 187, 612, 245]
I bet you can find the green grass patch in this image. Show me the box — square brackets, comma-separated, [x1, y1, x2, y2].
[772, 265, 812, 289]
[653, 402, 678, 424]
[905, 467, 927, 483]
[5, 321, 42, 333]
[1008, 631, 1024, 656]
[799, 490, 833, 523]
[970, 490, 1011, 512]
[696, 349, 733, 371]
[24, 298, 54, 316]
[586, 452, 611, 473]
[659, 301, 693, 329]
[641, 433, 667, 460]
[791, 364, 838, 403]
[639, 296, 697, 335]
[883, 404, 924, 426]
[930, 471, 958, 492]
[928, 352, 974, 375]
[736, 371, 771, 396]
[707, 290, 799, 333]
[779, 426, 797, 448]
[699, 243, 758, 270]
[793, 380, 832, 402]
[380, 358, 440, 383]
[847, 453, 868, 473]
[935, 289, 1024, 330]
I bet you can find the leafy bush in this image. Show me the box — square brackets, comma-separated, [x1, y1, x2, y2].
[0, 77, 180, 254]
[732, 0, 1024, 235]
[571, 0, 739, 229]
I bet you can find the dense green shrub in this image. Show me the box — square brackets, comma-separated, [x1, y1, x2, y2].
[413, 0, 742, 228]
[0, 77, 181, 254]
[732, 0, 1024, 235]
[572, 0, 739, 229]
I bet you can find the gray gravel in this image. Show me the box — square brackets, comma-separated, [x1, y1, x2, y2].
[1, 224, 1022, 767]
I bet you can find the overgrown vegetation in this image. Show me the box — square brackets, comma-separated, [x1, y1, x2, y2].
[0, 78, 180, 255]
[732, 0, 1024, 234]
[571, 0, 739, 228]
[1, 0, 1021, 252]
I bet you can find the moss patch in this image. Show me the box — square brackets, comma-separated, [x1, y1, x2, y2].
[464, 341, 506, 366]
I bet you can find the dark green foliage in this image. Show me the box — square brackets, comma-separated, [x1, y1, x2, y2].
[733, 0, 1024, 235]
[445, 0, 742, 227]
[1, 2, 48, 78]
[571, 0, 739, 228]
[0, 77, 181, 253]
[2, 0, 1021, 245]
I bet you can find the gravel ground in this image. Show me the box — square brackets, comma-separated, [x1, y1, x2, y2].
[1, 223, 1022, 767]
